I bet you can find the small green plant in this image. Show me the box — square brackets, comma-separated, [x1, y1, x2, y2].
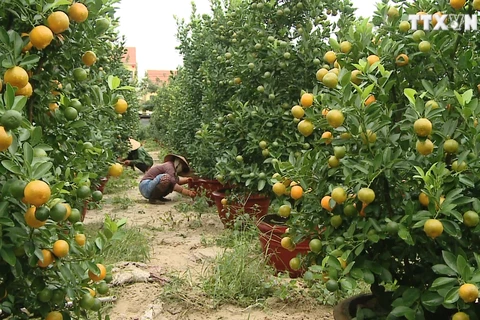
[83, 222, 150, 265]
[109, 196, 134, 210]
[200, 226, 276, 308]
[173, 196, 211, 217]
[141, 138, 160, 151]
[104, 169, 138, 195]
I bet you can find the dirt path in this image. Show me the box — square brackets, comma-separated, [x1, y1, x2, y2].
[84, 151, 334, 320]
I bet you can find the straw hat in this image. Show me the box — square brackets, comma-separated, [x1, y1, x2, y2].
[164, 154, 191, 173]
[129, 139, 141, 151]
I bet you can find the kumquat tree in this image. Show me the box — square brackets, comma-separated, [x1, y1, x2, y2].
[157, 0, 480, 318]
[0, 0, 138, 319]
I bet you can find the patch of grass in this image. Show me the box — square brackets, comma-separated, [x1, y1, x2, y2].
[159, 270, 209, 309]
[103, 169, 138, 195]
[84, 222, 150, 265]
[109, 196, 134, 210]
[142, 138, 161, 151]
[174, 196, 211, 216]
[200, 223, 276, 308]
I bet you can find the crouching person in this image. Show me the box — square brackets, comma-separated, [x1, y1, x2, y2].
[139, 154, 196, 203]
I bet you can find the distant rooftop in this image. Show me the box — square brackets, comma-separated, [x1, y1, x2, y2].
[146, 70, 177, 84]
[122, 47, 137, 68]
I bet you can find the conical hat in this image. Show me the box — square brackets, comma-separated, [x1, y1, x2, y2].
[164, 154, 190, 173]
[129, 139, 141, 151]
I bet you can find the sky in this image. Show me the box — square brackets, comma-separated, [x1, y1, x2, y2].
[116, 0, 380, 78]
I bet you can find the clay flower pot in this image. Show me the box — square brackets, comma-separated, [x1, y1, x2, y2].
[256, 214, 310, 278]
[333, 294, 375, 320]
[96, 177, 109, 193]
[188, 178, 227, 206]
[333, 293, 480, 319]
[80, 200, 89, 222]
[212, 188, 270, 227]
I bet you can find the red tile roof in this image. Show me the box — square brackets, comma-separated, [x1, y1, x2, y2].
[146, 70, 177, 84]
[122, 47, 137, 68]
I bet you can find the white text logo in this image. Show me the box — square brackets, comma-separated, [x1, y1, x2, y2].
[407, 14, 478, 31]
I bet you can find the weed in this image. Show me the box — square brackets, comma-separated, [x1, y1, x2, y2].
[174, 195, 211, 216]
[142, 138, 161, 151]
[109, 196, 134, 210]
[159, 270, 210, 310]
[103, 169, 138, 195]
[200, 223, 276, 308]
[83, 222, 150, 265]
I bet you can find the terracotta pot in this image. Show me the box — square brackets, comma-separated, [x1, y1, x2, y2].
[96, 177, 109, 193]
[212, 188, 270, 227]
[333, 293, 480, 319]
[187, 178, 213, 206]
[187, 178, 226, 206]
[333, 294, 375, 320]
[200, 179, 231, 206]
[80, 200, 89, 222]
[256, 215, 310, 278]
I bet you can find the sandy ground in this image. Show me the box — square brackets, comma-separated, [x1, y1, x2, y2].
[83, 151, 334, 320]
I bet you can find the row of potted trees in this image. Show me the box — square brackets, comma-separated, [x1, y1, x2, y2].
[0, 0, 139, 318]
[154, 0, 480, 318]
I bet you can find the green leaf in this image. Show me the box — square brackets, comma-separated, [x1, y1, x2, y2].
[462, 89, 473, 105]
[1, 160, 22, 175]
[42, 0, 72, 12]
[390, 306, 415, 320]
[11, 31, 23, 59]
[432, 264, 457, 276]
[58, 263, 76, 283]
[421, 80, 435, 95]
[115, 86, 136, 91]
[363, 269, 375, 284]
[398, 228, 414, 245]
[32, 162, 53, 179]
[68, 120, 87, 128]
[404, 88, 417, 106]
[402, 288, 421, 307]
[257, 179, 266, 191]
[116, 218, 127, 228]
[361, 83, 375, 99]
[19, 54, 40, 67]
[441, 219, 461, 237]
[0, 201, 8, 216]
[456, 255, 469, 279]
[380, 267, 393, 283]
[95, 236, 105, 250]
[5, 84, 15, 108]
[328, 38, 340, 51]
[0, 248, 16, 266]
[23, 142, 33, 165]
[0, 27, 9, 44]
[474, 253, 480, 268]
[443, 251, 459, 273]
[87, 261, 100, 275]
[12, 96, 27, 112]
[339, 277, 355, 290]
[421, 291, 443, 308]
[30, 126, 42, 146]
[0, 217, 14, 227]
[108, 75, 121, 90]
[470, 270, 480, 282]
[454, 90, 464, 107]
[430, 277, 457, 290]
[443, 286, 459, 304]
[354, 243, 364, 256]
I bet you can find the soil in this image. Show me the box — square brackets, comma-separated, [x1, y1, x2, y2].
[83, 150, 334, 320]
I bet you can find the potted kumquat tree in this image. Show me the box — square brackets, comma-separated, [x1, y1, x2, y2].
[272, 0, 480, 318]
